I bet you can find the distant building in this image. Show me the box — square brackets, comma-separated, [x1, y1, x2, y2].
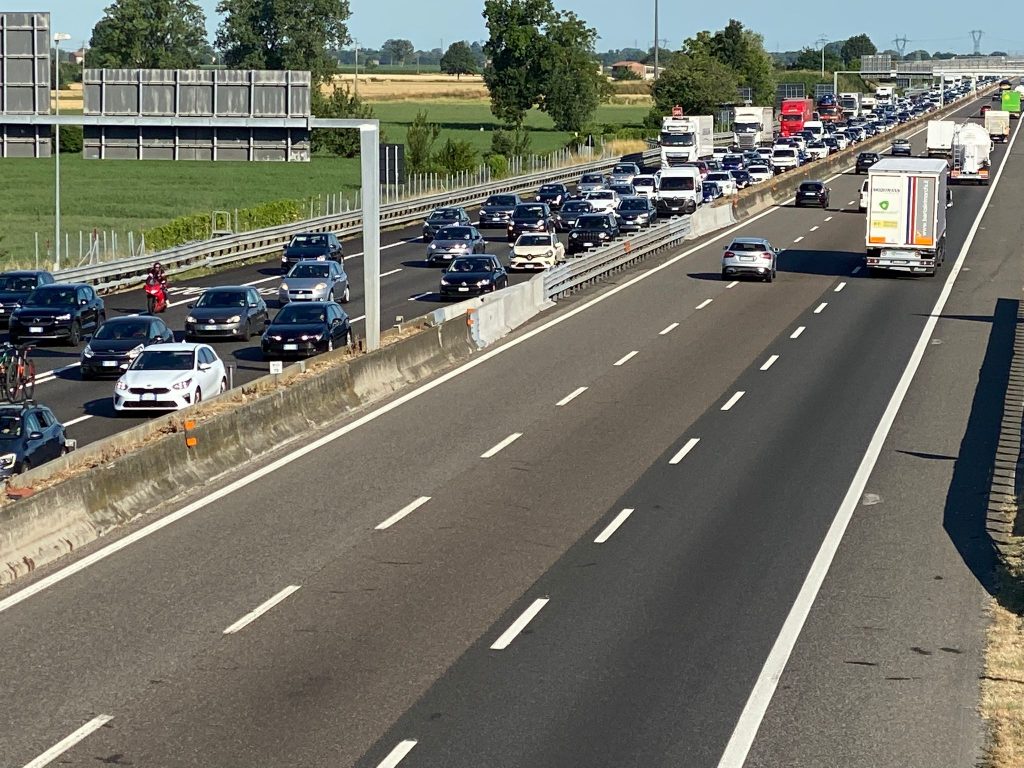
[610, 61, 658, 80]
[71, 47, 87, 65]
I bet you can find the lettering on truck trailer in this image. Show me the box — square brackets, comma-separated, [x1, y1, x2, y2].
[910, 176, 936, 246]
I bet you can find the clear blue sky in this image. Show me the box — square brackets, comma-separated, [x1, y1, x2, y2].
[27, 0, 1024, 56]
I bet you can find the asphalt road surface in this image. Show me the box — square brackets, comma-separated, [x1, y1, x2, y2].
[0, 91, 1012, 768]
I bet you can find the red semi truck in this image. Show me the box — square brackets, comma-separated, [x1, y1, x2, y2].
[779, 98, 815, 137]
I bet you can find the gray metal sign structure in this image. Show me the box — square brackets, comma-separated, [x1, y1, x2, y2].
[0, 11, 51, 157]
[82, 68, 312, 161]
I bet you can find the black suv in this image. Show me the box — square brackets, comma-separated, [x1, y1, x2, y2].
[0, 402, 73, 477]
[794, 181, 830, 208]
[535, 183, 569, 209]
[507, 203, 556, 241]
[855, 152, 880, 173]
[567, 212, 620, 255]
[0, 270, 55, 326]
[8, 283, 105, 346]
[478, 193, 522, 228]
[281, 232, 343, 270]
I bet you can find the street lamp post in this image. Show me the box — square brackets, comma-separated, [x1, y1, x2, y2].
[653, 0, 659, 82]
[53, 32, 71, 271]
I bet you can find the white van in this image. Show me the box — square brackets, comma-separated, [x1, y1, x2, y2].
[859, 179, 868, 212]
[803, 120, 825, 141]
[655, 166, 702, 215]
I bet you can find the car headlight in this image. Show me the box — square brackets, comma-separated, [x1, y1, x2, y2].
[570, 232, 579, 238]
[0, 453, 16, 469]
[545, 249, 554, 257]
[429, 243, 437, 250]
[280, 283, 289, 291]
[270, 334, 282, 341]
[598, 232, 609, 238]
[477, 279, 492, 286]
[55, 313, 71, 321]
[186, 315, 197, 324]
[83, 344, 94, 358]
[116, 380, 128, 391]
[456, 243, 468, 250]
[127, 344, 145, 360]
[172, 378, 193, 391]
[314, 282, 327, 291]
[227, 315, 241, 324]
[637, 214, 649, 222]
[440, 278, 451, 286]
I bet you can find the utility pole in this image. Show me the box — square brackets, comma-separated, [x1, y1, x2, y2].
[653, 0, 659, 81]
[970, 30, 983, 56]
[893, 35, 908, 60]
[353, 40, 359, 99]
[816, 35, 829, 78]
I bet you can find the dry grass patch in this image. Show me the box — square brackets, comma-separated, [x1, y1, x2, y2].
[603, 139, 650, 156]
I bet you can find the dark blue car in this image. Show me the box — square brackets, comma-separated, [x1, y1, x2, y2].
[0, 402, 72, 477]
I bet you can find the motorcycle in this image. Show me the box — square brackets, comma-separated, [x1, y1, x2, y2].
[145, 276, 168, 313]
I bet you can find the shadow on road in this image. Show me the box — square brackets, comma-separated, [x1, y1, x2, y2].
[776, 248, 864, 277]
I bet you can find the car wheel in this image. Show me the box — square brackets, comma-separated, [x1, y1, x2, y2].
[341, 285, 350, 303]
[240, 319, 251, 339]
[67, 321, 81, 347]
[328, 337, 334, 352]
[219, 377, 227, 394]
[327, 289, 335, 303]
[765, 271, 774, 283]
[19, 459, 30, 474]
[194, 388, 202, 405]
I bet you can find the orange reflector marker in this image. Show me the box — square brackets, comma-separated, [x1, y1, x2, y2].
[183, 419, 196, 430]
[185, 436, 198, 448]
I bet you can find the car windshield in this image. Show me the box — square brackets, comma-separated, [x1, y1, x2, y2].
[290, 234, 327, 248]
[633, 177, 655, 187]
[773, 150, 795, 157]
[428, 209, 461, 221]
[577, 215, 610, 229]
[26, 287, 76, 306]
[660, 132, 694, 146]
[436, 227, 474, 240]
[288, 263, 332, 279]
[540, 185, 561, 193]
[448, 258, 494, 272]
[513, 205, 546, 217]
[580, 174, 603, 184]
[0, 276, 37, 291]
[275, 305, 327, 325]
[800, 184, 822, 191]
[749, 165, 769, 173]
[0, 414, 22, 438]
[729, 241, 767, 252]
[660, 176, 695, 191]
[518, 235, 551, 246]
[702, 183, 719, 194]
[196, 290, 246, 308]
[95, 320, 150, 340]
[131, 350, 195, 371]
[485, 195, 516, 206]
[612, 165, 634, 173]
[619, 199, 648, 211]
[563, 201, 592, 212]
[587, 191, 613, 199]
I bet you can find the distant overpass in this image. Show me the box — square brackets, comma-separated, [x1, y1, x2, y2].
[861, 54, 1024, 78]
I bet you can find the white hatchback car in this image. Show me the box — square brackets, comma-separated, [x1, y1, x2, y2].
[583, 189, 620, 213]
[509, 232, 565, 270]
[705, 171, 738, 196]
[113, 342, 227, 412]
[747, 164, 772, 183]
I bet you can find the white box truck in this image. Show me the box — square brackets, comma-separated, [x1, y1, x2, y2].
[839, 92, 861, 119]
[660, 115, 714, 167]
[985, 109, 1010, 142]
[926, 120, 956, 157]
[865, 157, 949, 276]
[950, 122, 993, 184]
[732, 106, 774, 149]
[875, 86, 894, 105]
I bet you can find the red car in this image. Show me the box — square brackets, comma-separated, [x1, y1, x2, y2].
[980, 104, 991, 116]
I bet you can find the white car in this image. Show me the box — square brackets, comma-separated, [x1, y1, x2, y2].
[771, 147, 799, 171]
[859, 179, 869, 212]
[748, 164, 772, 183]
[712, 146, 729, 161]
[631, 174, 659, 199]
[756, 147, 774, 162]
[832, 132, 850, 150]
[113, 342, 227, 412]
[509, 232, 565, 271]
[584, 189, 620, 213]
[705, 171, 738, 196]
[805, 141, 829, 161]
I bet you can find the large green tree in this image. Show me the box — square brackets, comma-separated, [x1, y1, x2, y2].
[840, 34, 877, 65]
[440, 41, 478, 79]
[87, 0, 208, 68]
[708, 20, 776, 105]
[482, 0, 554, 126]
[651, 46, 739, 117]
[540, 11, 610, 131]
[381, 39, 414, 65]
[216, 0, 351, 83]
[310, 86, 378, 156]
[789, 46, 842, 72]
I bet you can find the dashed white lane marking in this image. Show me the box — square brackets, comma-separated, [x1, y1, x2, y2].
[481, 432, 522, 458]
[809, 226, 819, 232]
[847, 200, 855, 205]
[22, 715, 115, 768]
[727, 281, 739, 288]
[669, 438, 701, 465]
[63, 415, 93, 427]
[696, 299, 713, 310]
[379, 268, 403, 278]
[790, 326, 806, 339]
[814, 302, 828, 314]
[376, 496, 431, 530]
[350, 315, 366, 324]
[760, 355, 780, 371]
[375, 740, 418, 768]
[834, 282, 847, 293]
[33, 362, 81, 385]
[490, 598, 549, 650]
[346, 239, 408, 260]
[409, 292, 430, 301]
[556, 387, 588, 407]
[659, 322, 680, 335]
[852, 266, 862, 275]
[614, 351, 639, 366]
[223, 585, 301, 635]
[594, 508, 635, 544]
[721, 391, 745, 411]
[824, 216, 833, 222]
[793, 236, 804, 243]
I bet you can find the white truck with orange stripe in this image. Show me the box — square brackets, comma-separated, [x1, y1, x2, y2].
[864, 157, 950, 277]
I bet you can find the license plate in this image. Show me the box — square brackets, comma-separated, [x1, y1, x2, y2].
[458, 287, 469, 292]
[29, 327, 42, 333]
[141, 392, 156, 402]
[202, 325, 218, 331]
[0, 309, 5, 314]
[283, 343, 298, 351]
[102, 361, 117, 367]
[583, 242, 594, 247]
[740, 255, 755, 261]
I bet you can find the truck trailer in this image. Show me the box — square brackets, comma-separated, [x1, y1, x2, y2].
[865, 157, 949, 277]
[926, 120, 956, 157]
[949, 122, 992, 185]
[732, 106, 774, 149]
[985, 110, 1010, 142]
[660, 115, 714, 167]
[779, 98, 814, 138]
[1001, 90, 1022, 119]
[839, 92, 861, 119]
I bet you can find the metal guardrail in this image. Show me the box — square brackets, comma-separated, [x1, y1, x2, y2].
[53, 147, 662, 293]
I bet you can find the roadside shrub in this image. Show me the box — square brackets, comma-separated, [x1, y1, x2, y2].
[59, 125, 83, 154]
[143, 198, 306, 252]
[486, 153, 509, 179]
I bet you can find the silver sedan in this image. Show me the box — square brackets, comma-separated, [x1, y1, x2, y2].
[278, 260, 350, 304]
[425, 225, 486, 264]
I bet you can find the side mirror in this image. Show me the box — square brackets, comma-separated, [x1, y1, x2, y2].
[198, 362, 212, 371]
[188, 302, 196, 309]
[249, 302, 258, 308]
[81, 299, 88, 306]
[28, 431, 43, 440]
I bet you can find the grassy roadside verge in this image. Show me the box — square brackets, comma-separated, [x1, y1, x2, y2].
[981, 525, 1024, 768]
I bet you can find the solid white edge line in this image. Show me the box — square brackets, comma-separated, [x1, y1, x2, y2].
[659, 322, 680, 335]
[223, 585, 301, 635]
[696, 299, 713, 310]
[22, 715, 114, 768]
[834, 282, 847, 293]
[0, 138, 844, 616]
[721, 391, 745, 411]
[714, 100, 1021, 768]
[556, 386, 588, 407]
[790, 326, 805, 339]
[490, 598, 549, 650]
[375, 739, 418, 768]
[375, 496, 431, 530]
[63, 415, 93, 427]
[669, 437, 701, 465]
[614, 350, 639, 366]
[813, 302, 828, 314]
[481, 431, 522, 458]
[760, 354, 779, 371]
[727, 281, 739, 288]
[594, 508, 635, 544]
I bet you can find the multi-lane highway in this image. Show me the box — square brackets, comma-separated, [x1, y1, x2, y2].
[0, 90, 1015, 767]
